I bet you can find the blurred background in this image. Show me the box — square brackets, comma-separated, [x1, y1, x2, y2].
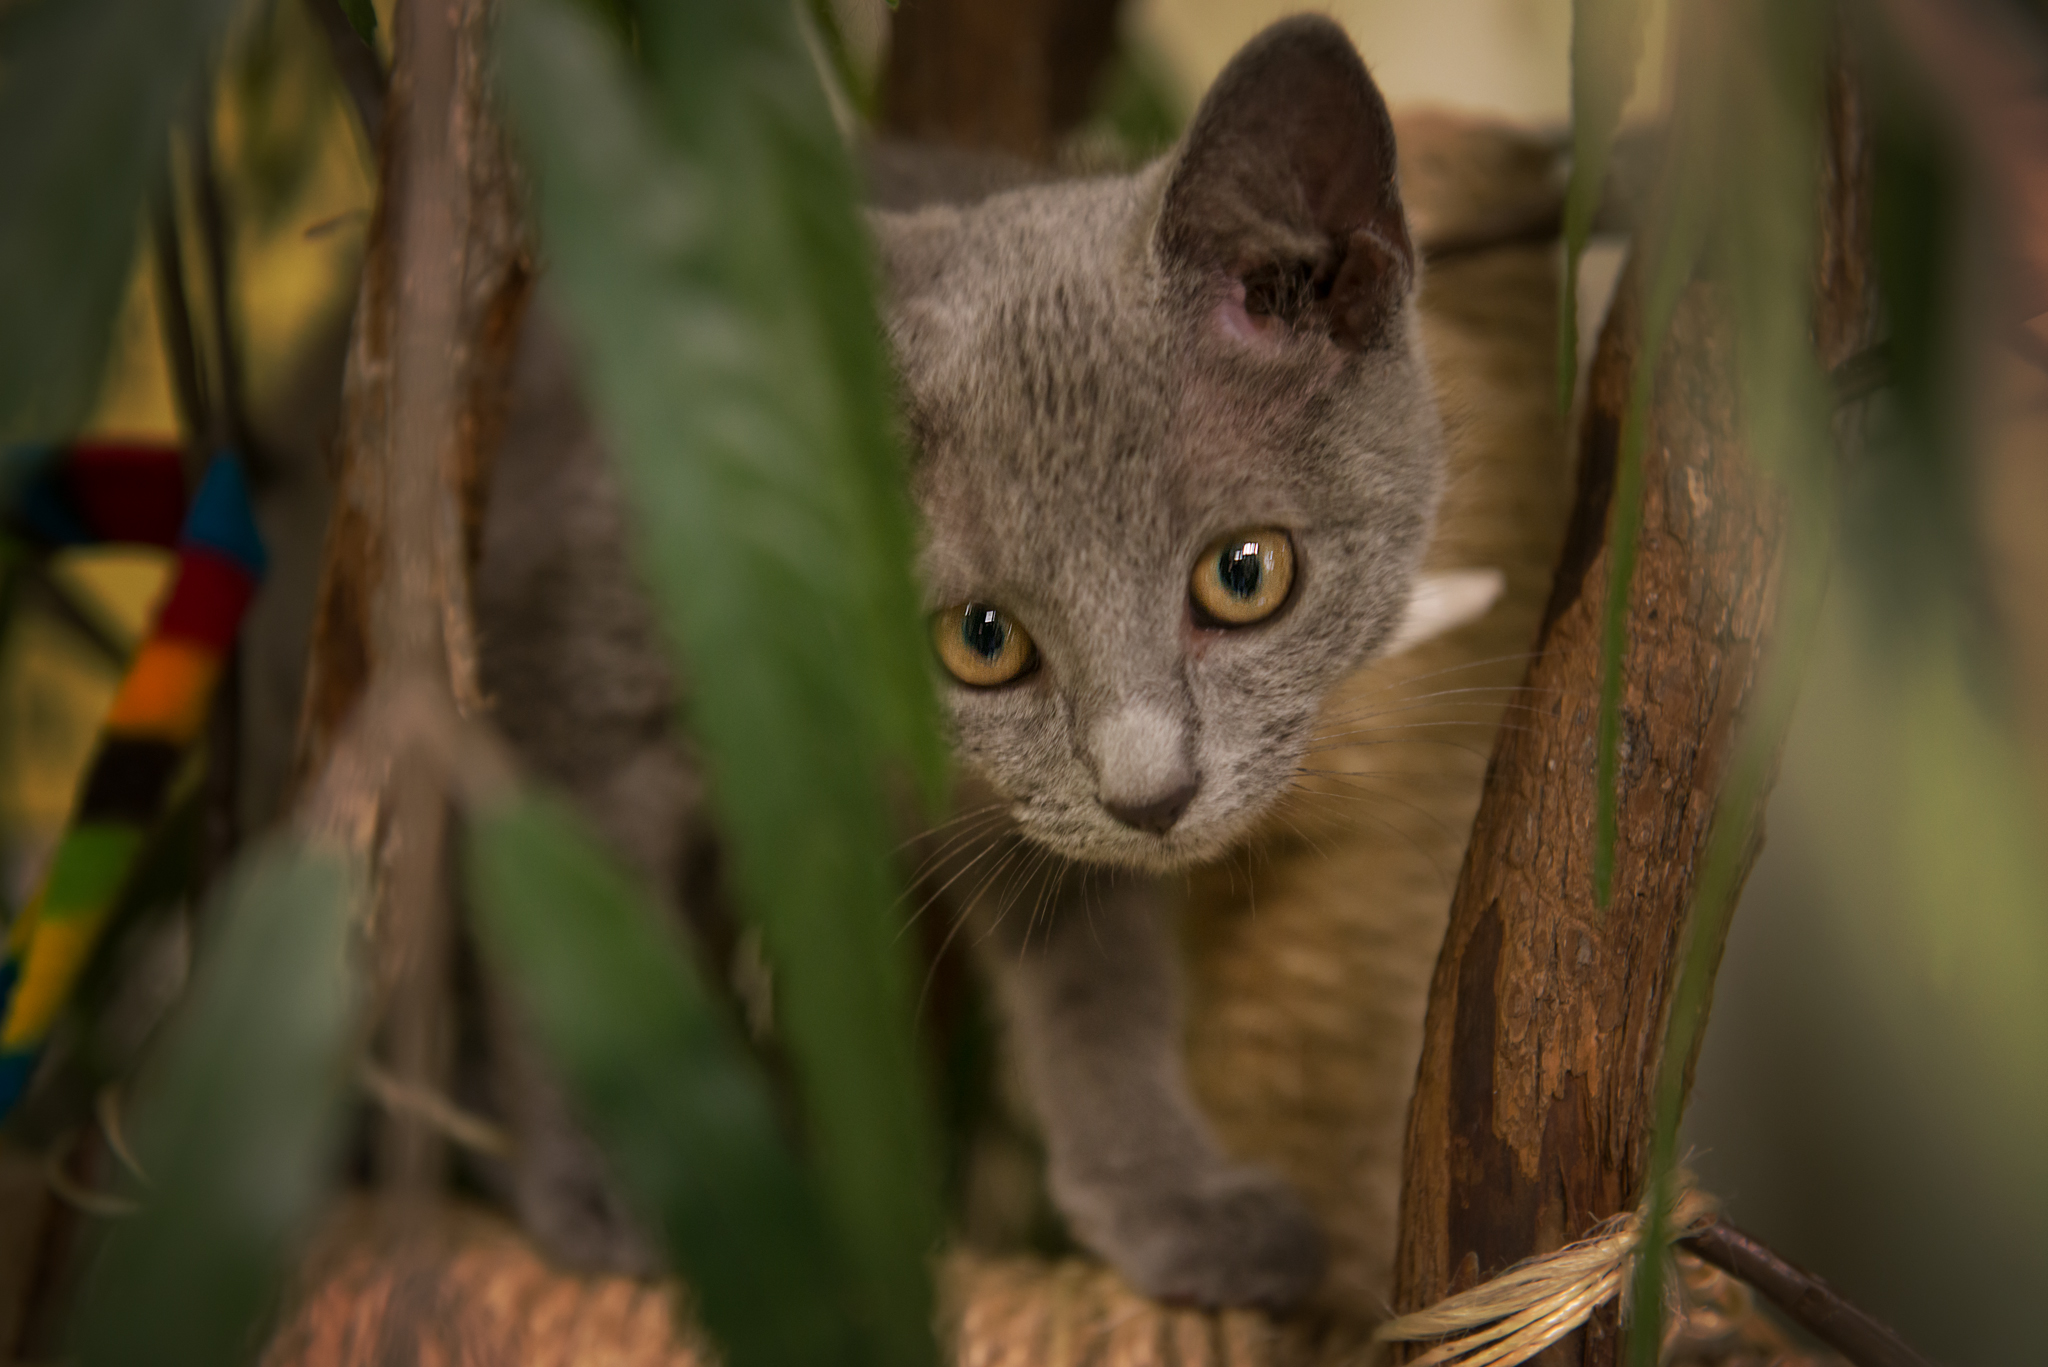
[5, 0, 2043, 1361]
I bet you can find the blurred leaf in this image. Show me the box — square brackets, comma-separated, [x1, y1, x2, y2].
[803, 0, 872, 119]
[1560, 0, 1651, 409]
[466, 789, 871, 1367]
[0, 0, 241, 440]
[337, 0, 377, 46]
[1622, 2, 1835, 1359]
[496, 2, 945, 1364]
[1851, 42, 1997, 651]
[1088, 33, 1189, 163]
[225, 0, 341, 232]
[69, 842, 360, 1367]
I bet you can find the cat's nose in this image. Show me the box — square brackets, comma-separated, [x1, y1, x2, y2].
[1091, 703, 1198, 834]
[1103, 779, 1200, 835]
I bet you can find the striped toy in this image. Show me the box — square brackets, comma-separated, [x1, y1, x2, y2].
[0, 446, 265, 1117]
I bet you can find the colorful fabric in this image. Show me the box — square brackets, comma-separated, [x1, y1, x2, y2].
[0, 449, 265, 1117]
[4, 441, 190, 550]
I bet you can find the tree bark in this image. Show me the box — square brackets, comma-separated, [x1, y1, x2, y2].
[1388, 50, 1878, 1367]
[292, 0, 528, 789]
[287, 0, 527, 1212]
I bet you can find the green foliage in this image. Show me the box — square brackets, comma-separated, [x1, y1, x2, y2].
[1856, 55, 1995, 650]
[68, 844, 361, 1367]
[466, 790, 873, 1367]
[227, 0, 349, 233]
[337, 0, 378, 46]
[803, 0, 872, 119]
[494, 0, 946, 1362]
[0, 0, 241, 439]
[1090, 34, 1189, 163]
[1559, 0, 1650, 411]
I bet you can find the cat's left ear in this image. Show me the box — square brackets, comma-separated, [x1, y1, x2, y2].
[1156, 16, 1412, 350]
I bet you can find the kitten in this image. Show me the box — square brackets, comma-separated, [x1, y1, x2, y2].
[475, 15, 1473, 1309]
[870, 17, 1448, 1308]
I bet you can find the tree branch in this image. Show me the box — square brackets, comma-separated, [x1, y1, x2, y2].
[1389, 29, 1882, 1367]
[1682, 1220, 1936, 1367]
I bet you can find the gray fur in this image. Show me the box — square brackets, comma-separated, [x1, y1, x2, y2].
[475, 15, 1442, 1309]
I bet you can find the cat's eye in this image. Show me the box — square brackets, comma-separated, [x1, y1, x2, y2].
[1190, 529, 1296, 627]
[934, 603, 1038, 687]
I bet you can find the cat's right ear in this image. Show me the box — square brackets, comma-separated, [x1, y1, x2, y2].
[1156, 16, 1411, 351]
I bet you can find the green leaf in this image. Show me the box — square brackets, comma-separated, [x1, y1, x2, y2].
[1559, 0, 1651, 410]
[338, 0, 378, 46]
[69, 843, 361, 1367]
[0, 0, 241, 439]
[495, 3, 945, 1364]
[465, 789, 871, 1367]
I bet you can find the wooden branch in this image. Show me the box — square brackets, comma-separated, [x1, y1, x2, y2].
[291, 0, 529, 789]
[1682, 1220, 1936, 1367]
[1388, 41, 1881, 1367]
[286, 0, 527, 1207]
[878, 0, 1124, 161]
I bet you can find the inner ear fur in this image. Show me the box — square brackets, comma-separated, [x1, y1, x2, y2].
[1157, 15, 1413, 350]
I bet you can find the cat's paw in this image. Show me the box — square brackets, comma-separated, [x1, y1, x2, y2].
[1072, 1164, 1327, 1310]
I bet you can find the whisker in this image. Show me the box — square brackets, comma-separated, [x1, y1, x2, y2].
[1331, 679, 1555, 711]
[1370, 650, 1546, 693]
[905, 819, 1015, 914]
[991, 843, 1058, 959]
[898, 810, 1009, 889]
[1286, 781, 1453, 887]
[918, 836, 1033, 1018]
[893, 800, 1006, 855]
[1313, 691, 1555, 727]
[1316, 710, 1543, 737]
[897, 827, 1019, 941]
[1300, 735, 1503, 763]
[1292, 769, 1468, 849]
[1021, 849, 1070, 958]
[1271, 809, 1332, 865]
[1309, 718, 1537, 748]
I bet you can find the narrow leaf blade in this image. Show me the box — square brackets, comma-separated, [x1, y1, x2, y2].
[69, 843, 361, 1367]
[465, 789, 870, 1367]
[1560, 0, 1651, 410]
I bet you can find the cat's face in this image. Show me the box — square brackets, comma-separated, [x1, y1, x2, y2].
[874, 19, 1442, 873]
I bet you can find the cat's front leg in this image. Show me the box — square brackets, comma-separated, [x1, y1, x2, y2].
[983, 866, 1324, 1309]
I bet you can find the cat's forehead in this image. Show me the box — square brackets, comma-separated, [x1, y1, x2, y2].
[870, 158, 1429, 632]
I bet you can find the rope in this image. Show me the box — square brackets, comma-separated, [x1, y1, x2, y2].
[1374, 1173, 1717, 1367]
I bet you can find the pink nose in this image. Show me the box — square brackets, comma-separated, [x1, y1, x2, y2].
[1102, 779, 1199, 835]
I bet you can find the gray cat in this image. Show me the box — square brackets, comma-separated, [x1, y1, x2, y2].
[477, 15, 1449, 1309]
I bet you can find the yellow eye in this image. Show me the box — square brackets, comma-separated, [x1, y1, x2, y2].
[1191, 529, 1296, 626]
[934, 603, 1038, 687]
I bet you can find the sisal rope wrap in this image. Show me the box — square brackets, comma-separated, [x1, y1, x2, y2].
[1373, 1174, 1717, 1367]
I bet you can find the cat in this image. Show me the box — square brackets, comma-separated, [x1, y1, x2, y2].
[471, 14, 1518, 1311]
